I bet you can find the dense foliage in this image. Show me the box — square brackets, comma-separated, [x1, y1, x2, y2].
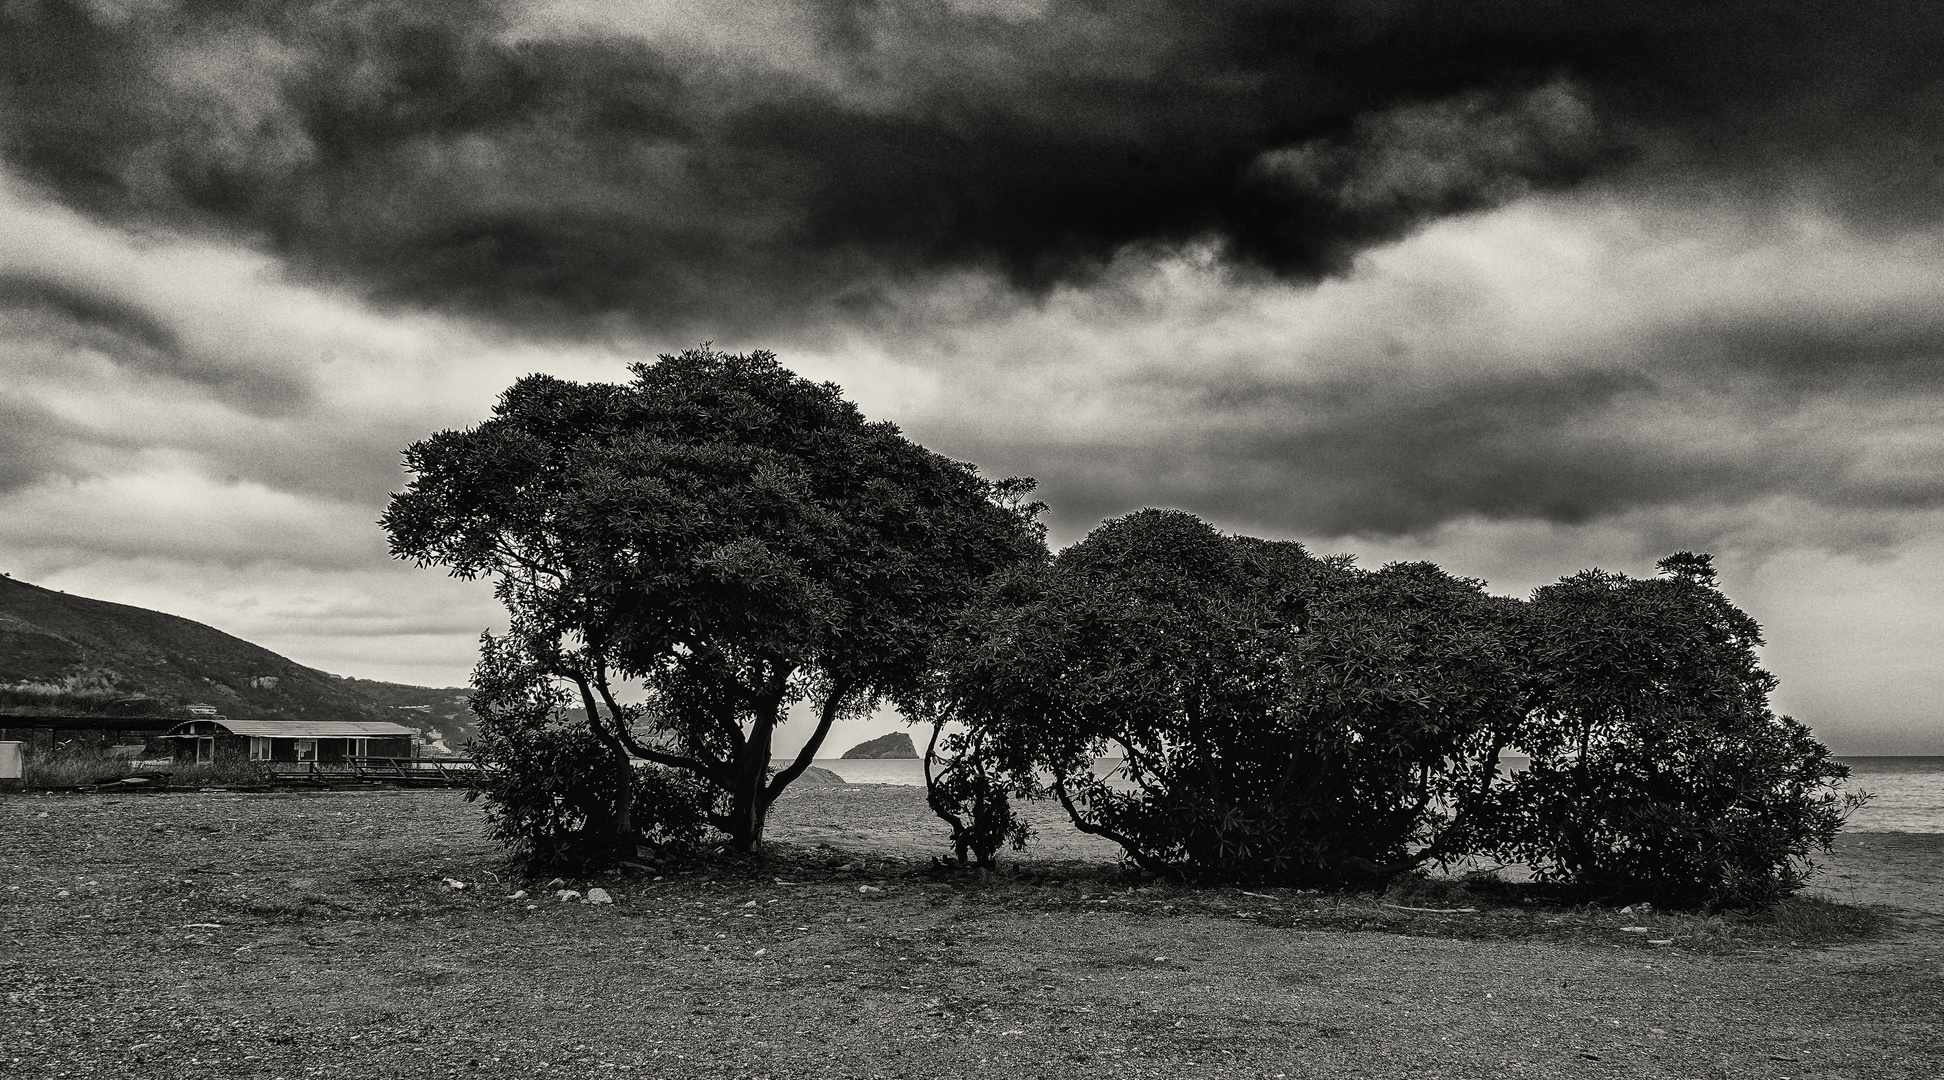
[1469, 554, 1865, 907]
[934, 510, 1528, 886]
[386, 346, 1045, 855]
[465, 631, 712, 873]
[388, 347, 1858, 904]
[932, 513, 1860, 905]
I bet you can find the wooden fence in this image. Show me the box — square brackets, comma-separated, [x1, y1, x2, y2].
[255, 756, 481, 788]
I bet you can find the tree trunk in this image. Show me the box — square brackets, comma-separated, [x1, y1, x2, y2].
[723, 701, 779, 853]
[611, 742, 636, 847]
[573, 671, 637, 860]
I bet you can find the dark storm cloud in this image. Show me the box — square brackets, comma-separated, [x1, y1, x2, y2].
[0, 273, 311, 413]
[0, 276, 177, 357]
[0, 396, 70, 493]
[1, 0, 1938, 336]
[1001, 301, 1944, 542]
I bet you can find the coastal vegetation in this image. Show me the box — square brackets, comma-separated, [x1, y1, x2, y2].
[385, 347, 1864, 908]
[383, 345, 1044, 859]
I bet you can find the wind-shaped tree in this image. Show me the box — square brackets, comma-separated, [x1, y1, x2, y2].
[937, 509, 1527, 885]
[384, 345, 1045, 856]
[1481, 553, 1865, 906]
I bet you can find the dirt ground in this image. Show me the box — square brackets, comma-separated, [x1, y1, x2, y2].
[2, 784, 1939, 1079]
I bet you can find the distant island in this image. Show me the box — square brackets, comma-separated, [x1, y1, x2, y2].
[840, 732, 917, 759]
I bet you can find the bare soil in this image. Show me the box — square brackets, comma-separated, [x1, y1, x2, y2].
[2, 784, 1939, 1079]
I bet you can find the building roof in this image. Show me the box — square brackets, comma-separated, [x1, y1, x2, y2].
[0, 714, 177, 732]
[166, 719, 418, 738]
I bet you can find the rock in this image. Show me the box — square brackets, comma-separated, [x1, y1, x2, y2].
[544, 877, 566, 889]
[859, 885, 882, 894]
[507, 890, 528, 901]
[795, 765, 848, 786]
[839, 732, 918, 759]
[441, 878, 468, 890]
[585, 887, 614, 905]
[555, 889, 581, 903]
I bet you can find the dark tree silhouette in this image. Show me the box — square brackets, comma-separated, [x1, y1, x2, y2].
[1476, 553, 1866, 907]
[384, 345, 1044, 856]
[936, 509, 1527, 885]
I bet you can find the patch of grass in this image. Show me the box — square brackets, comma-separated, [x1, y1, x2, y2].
[20, 750, 137, 786]
[887, 859, 1888, 955]
[1725, 893, 1891, 946]
[20, 751, 267, 788]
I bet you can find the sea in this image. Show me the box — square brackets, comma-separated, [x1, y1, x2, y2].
[810, 755, 1944, 833]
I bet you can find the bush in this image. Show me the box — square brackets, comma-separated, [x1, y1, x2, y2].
[466, 633, 713, 874]
[940, 510, 1526, 886]
[941, 515, 1860, 905]
[1476, 554, 1866, 908]
[468, 722, 713, 874]
[918, 720, 1029, 868]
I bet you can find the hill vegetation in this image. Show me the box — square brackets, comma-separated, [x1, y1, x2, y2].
[841, 732, 918, 759]
[0, 573, 476, 750]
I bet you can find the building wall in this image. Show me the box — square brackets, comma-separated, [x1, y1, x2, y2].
[368, 737, 413, 758]
[169, 735, 250, 763]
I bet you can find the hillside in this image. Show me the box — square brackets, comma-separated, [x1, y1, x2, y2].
[0, 574, 476, 749]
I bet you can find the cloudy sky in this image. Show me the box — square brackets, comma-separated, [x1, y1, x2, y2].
[2, 0, 1941, 755]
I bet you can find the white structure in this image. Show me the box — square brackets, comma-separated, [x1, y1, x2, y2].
[0, 741, 21, 780]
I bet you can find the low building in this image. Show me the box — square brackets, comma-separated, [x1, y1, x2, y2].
[162, 718, 417, 765]
[0, 715, 176, 756]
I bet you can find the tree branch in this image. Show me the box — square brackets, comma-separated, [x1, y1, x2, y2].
[587, 663, 727, 788]
[767, 675, 857, 799]
[1050, 771, 1178, 879]
[922, 718, 971, 863]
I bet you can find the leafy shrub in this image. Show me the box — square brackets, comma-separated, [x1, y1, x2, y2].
[940, 509, 1526, 886]
[1476, 554, 1866, 908]
[466, 633, 713, 874]
[918, 720, 1030, 868]
[941, 513, 1861, 905]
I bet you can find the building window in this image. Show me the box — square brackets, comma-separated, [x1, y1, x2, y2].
[249, 737, 271, 761]
[349, 738, 369, 760]
[295, 739, 317, 763]
[196, 738, 215, 765]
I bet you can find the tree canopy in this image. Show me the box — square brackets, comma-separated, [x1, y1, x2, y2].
[930, 514, 1857, 904]
[383, 345, 1046, 853]
[385, 352, 1859, 905]
[934, 509, 1527, 886]
[1474, 553, 1860, 906]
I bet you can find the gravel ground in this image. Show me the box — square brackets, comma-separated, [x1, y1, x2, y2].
[2, 785, 1939, 1079]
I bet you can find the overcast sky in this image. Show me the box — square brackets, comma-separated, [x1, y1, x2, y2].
[2, 0, 1941, 755]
